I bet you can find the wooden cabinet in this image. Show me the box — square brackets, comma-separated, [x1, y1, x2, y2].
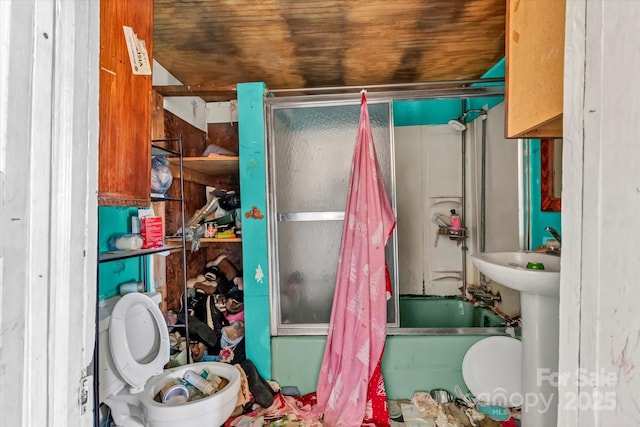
[98, 0, 153, 206]
[505, 0, 565, 138]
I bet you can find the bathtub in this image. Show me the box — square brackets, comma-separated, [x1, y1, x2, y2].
[395, 295, 506, 331]
[378, 295, 513, 397]
[271, 295, 514, 398]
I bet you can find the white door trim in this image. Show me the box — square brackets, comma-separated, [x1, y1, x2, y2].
[0, 0, 99, 425]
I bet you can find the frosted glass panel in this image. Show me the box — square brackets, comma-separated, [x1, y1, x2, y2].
[277, 221, 341, 324]
[277, 220, 396, 325]
[270, 101, 395, 329]
[273, 103, 391, 213]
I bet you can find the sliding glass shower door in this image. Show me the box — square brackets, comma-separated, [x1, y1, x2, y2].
[266, 99, 398, 335]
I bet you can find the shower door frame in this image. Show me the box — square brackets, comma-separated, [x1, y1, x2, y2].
[265, 96, 399, 336]
[264, 85, 506, 336]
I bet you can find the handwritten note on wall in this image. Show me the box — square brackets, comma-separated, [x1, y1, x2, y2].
[123, 26, 151, 75]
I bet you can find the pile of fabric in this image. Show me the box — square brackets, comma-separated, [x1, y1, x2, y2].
[226, 392, 324, 427]
[165, 254, 245, 366]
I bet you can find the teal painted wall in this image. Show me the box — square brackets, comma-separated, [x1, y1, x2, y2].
[237, 82, 272, 379]
[98, 206, 146, 301]
[393, 57, 505, 127]
[393, 98, 464, 127]
[466, 57, 506, 121]
[528, 139, 562, 249]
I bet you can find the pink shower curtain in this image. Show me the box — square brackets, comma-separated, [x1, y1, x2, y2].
[315, 92, 396, 426]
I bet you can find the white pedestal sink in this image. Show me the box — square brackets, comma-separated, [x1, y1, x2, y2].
[471, 251, 560, 427]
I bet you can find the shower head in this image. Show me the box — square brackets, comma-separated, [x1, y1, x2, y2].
[448, 108, 488, 131]
[448, 118, 467, 131]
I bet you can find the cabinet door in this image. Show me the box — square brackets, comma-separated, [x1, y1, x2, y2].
[505, 0, 565, 138]
[98, 0, 153, 206]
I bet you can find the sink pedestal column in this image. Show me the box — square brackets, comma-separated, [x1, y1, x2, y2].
[520, 294, 559, 427]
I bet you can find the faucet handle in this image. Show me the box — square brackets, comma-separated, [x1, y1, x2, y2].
[541, 237, 561, 256]
[546, 239, 560, 251]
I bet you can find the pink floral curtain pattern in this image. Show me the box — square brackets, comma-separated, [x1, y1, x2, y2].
[315, 93, 396, 426]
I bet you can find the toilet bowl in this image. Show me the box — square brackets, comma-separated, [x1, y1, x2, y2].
[462, 336, 522, 408]
[98, 292, 240, 427]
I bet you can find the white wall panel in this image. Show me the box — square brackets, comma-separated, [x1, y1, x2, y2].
[395, 126, 424, 294]
[562, 1, 640, 425]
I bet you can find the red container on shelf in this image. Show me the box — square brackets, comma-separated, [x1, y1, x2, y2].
[140, 216, 164, 248]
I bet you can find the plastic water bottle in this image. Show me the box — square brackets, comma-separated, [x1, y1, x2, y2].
[184, 370, 216, 395]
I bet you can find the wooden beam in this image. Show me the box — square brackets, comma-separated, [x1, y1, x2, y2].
[151, 91, 166, 140]
[153, 84, 237, 100]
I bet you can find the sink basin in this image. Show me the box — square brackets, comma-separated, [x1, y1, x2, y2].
[471, 251, 560, 296]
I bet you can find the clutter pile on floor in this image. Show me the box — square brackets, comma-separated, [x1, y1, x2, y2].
[224, 388, 323, 427]
[220, 387, 521, 427]
[165, 253, 245, 366]
[387, 390, 520, 427]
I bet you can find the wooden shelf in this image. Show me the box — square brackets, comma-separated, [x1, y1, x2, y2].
[167, 155, 239, 186]
[167, 237, 242, 244]
[98, 245, 183, 263]
[181, 155, 239, 175]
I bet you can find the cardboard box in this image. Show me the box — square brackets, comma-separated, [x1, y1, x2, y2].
[140, 216, 164, 248]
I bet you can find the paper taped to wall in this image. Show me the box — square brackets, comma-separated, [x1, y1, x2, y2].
[123, 26, 152, 75]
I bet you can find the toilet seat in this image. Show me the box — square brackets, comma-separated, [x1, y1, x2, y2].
[109, 293, 170, 392]
[462, 336, 522, 407]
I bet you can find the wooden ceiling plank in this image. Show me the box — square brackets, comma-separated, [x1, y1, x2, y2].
[154, 0, 506, 90]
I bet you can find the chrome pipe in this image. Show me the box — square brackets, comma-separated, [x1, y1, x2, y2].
[480, 113, 487, 253]
[266, 86, 505, 105]
[268, 77, 505, 94]
[460, 99, 468, 297]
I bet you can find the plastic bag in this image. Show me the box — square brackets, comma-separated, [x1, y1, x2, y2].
[202, 143, 237, 157]
[151, 156, 173, 194]
[108, 233, 143, 251]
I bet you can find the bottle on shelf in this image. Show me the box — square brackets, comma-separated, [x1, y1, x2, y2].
[450, 209, 461, 230]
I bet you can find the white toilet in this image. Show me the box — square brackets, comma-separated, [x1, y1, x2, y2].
[98, 292, 240, 427]
[462, 336, 522, 408]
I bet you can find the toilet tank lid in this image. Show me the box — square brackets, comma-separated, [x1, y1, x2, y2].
[98, 295, 121, 334]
